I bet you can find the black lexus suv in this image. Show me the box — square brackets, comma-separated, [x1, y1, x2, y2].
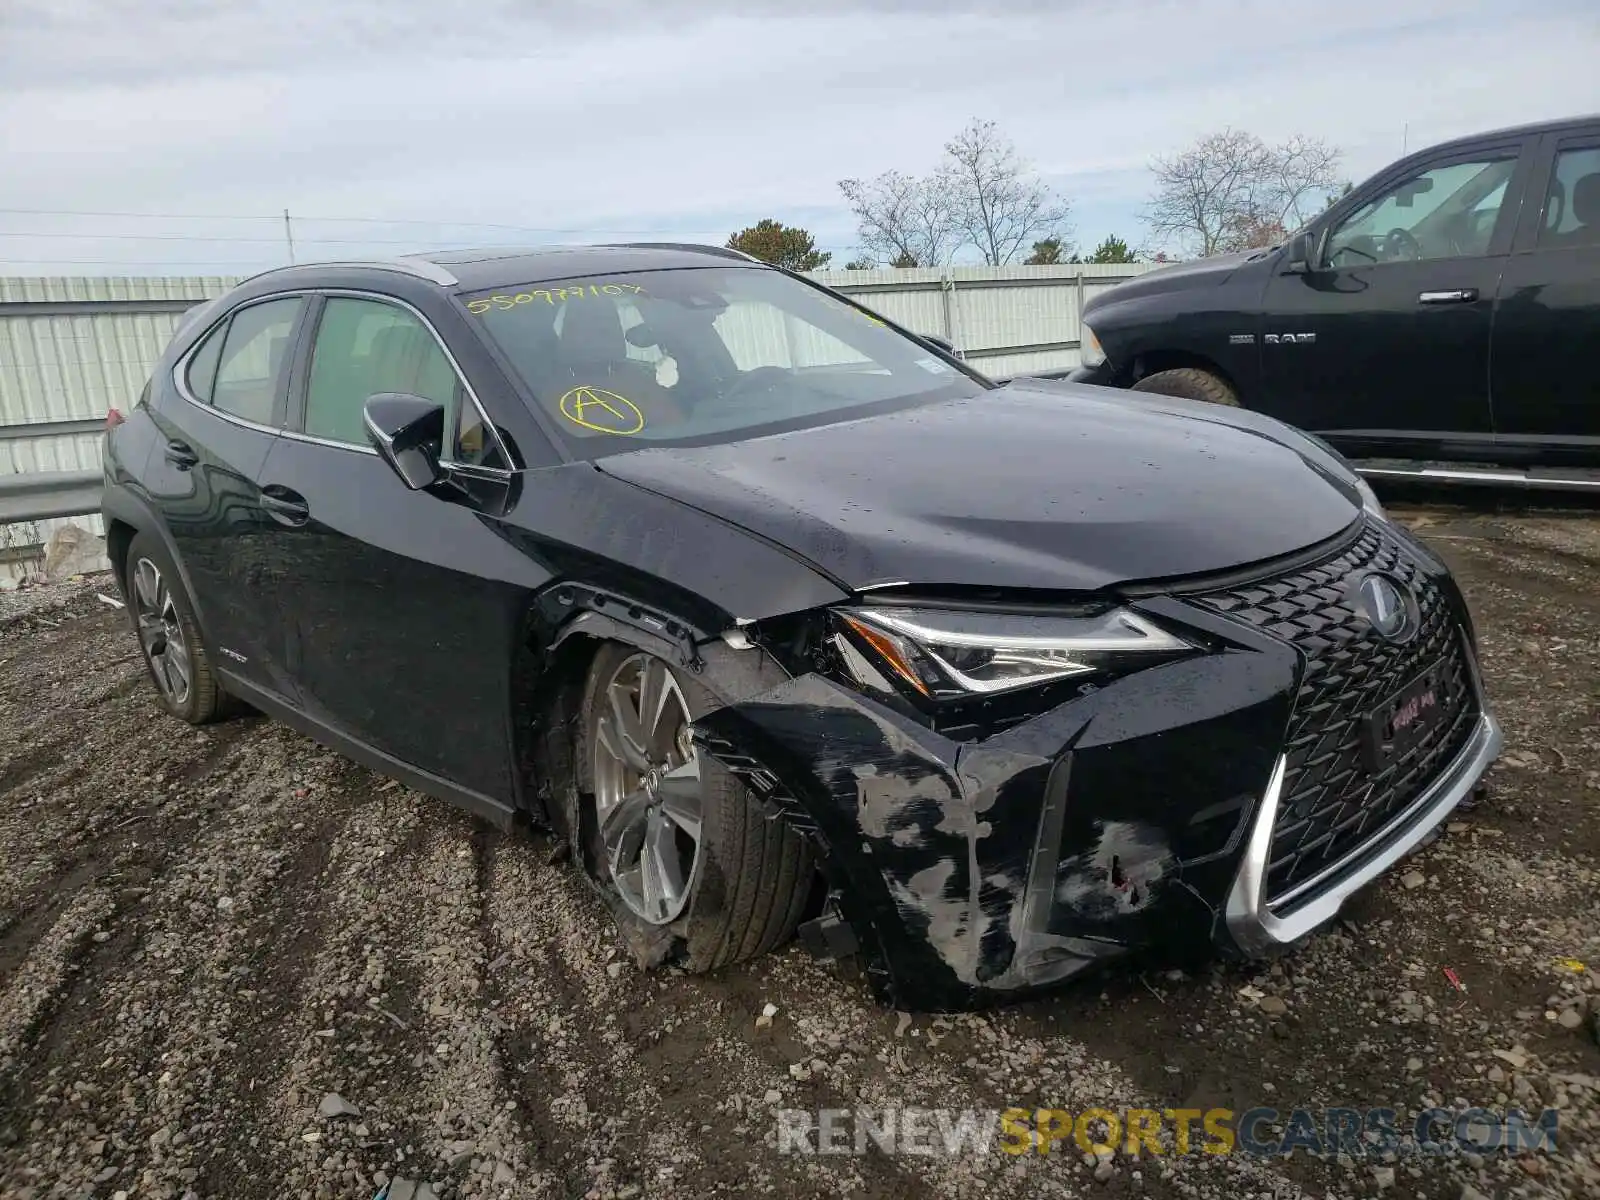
[103, 243, 1502, 1010]
[1070, 115, 1600, 490]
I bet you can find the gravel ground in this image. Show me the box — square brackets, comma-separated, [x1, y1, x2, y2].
[0, 506, 1596, 1200]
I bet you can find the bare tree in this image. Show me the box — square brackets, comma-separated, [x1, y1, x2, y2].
[1144, 129, 1340, 257]
[837, 170, 958, 268]
[839, 120, 1071, 267]
[1266, 133, 1344, 229]
[1220, 212, 1289, 253]
[941, 120, 1071, 265]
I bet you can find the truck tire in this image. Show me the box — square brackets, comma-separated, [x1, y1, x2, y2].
[1131, 367, 1240, 407]
[575, 643, 814, 972]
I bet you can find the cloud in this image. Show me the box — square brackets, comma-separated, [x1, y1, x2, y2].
[0, 0, 1595, 271]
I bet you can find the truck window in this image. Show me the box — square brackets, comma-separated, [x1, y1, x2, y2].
[1325, 156, 1516, 267]
[1538, 145, 1600, 247]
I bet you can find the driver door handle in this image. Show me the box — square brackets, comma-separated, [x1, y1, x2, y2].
[259, 484, 311, 527]
[163, 439, 199, 469]
[1418, 289, 1477, 305]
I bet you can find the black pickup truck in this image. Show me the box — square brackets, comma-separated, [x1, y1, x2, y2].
[1069, 115, 1600, 490]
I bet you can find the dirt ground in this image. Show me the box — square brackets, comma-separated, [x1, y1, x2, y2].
[0, 501, 1596, 1200]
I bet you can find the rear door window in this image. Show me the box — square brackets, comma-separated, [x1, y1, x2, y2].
[1538, 143, 1600, 247]
[211, 298, 303, 426]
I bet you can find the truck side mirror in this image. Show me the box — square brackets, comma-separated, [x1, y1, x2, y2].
[1283, 231, 1316, 275]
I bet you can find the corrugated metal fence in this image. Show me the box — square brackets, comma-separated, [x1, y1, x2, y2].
[809, 262, 1146, 381]
[0, 262, 1153, 579]
[0, 276, 234, 578]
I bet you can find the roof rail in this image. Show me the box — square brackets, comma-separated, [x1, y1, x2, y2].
[237, 256, 460, 287]
[386, 256, 462, 285]
[612, 242, 762, 265]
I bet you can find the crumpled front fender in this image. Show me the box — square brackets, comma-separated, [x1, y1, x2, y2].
[693, 673, 989, 1004]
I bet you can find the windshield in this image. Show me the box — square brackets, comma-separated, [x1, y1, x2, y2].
[461, 266, 988, 456]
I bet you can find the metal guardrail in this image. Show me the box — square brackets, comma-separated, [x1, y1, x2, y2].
[0, 419, 105, 524]
[0, 417, 104, 442]
[0, 298, 199, 318]
[0, 468, 103, 523]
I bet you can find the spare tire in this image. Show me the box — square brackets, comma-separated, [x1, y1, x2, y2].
[1131, 367, 1239, 407]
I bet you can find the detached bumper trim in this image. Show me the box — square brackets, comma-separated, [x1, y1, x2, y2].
[1225, 710, 1502, 955]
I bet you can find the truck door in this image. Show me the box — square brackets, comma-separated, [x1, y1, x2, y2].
[1257, 139, 1534, 457]
[1490, 129, 1600, 451]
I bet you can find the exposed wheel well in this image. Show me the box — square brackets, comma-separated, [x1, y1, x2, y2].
[1130, 350, 1240, 396]
[510, 624, 601, 832]
[508, 610, 836, 975]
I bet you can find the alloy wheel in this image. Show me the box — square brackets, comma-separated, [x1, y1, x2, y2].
[590, 653, 704, 925]
[132, 557, 191, 706]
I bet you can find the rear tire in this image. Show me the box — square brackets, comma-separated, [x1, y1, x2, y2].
[1131, 367, 1239, 406]
[125, 532, 231, 725]
[575, 643, 813, 972]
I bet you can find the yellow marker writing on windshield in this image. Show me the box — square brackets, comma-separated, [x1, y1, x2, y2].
[467, 283, 644, 315]
[559, 386, 645, 435]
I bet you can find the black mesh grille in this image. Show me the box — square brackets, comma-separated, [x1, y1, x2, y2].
[1188, 522, 1480, 905]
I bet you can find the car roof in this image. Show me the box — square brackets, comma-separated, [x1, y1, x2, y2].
[1416, 113, 1600, 157]
[243, 243, 764, 293]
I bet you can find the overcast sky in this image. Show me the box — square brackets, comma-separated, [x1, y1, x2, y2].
[2, 0, 1597, 275]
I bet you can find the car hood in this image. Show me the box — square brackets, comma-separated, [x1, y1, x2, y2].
[1084, 248, 1264, 311]
[596, 382, 1360, 594]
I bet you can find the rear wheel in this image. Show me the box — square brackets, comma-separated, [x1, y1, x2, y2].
[1131, 367, 1239, 407]
[126, 532, 230, 724]
[576, 644, 813, 971]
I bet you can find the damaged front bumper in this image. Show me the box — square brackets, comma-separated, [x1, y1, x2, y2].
[695, 537, 1501, 1011]
[695, 591, 1306, 1010]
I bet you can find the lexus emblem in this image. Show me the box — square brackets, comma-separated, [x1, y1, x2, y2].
[1356, 573, 1413, 641]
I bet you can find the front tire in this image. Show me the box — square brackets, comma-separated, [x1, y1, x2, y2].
[576, 644, 813, 971]
[125, 532, 230, 724]
[1131, 366, 1240, 406]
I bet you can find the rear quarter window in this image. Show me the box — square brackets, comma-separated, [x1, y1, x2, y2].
[184, 321, 226, 403]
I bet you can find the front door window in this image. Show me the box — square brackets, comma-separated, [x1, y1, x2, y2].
[1325, 157, 1516, 267]
[303, 296, 508, 467]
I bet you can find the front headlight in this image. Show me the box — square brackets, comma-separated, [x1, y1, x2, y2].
[838, 606, 1193, 699]
[1079, 322, 1107, 369]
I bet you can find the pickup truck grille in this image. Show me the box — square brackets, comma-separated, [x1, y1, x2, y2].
[1189, 521, 1480, 905]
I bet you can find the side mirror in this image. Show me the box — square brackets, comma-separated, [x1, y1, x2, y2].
[363, 392, 446, 490]
[923, 333, 956, 354]
[1283, 231, 1316, 275]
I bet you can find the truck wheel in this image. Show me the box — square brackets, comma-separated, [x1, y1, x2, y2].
[575, 644, 814, 972]
[1131, 367, 1239, 407]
